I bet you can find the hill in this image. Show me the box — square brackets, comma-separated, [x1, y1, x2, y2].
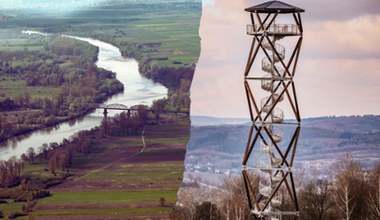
[184, 115, 380, 184]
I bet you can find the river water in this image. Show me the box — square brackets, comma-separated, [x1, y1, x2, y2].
[0, 32, 167, 161]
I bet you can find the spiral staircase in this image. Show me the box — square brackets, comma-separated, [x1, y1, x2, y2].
[256, 35, 286, 219]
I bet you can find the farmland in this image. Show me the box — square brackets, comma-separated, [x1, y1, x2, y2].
[0, 119, 190, 218]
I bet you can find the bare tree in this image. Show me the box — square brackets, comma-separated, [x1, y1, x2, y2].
[369, 163, 380, 218]
[176, 185, 221, 219]
[335, 180, 355, 220]
[219, 173, 258, 220]
[299, 179, 333, 220]
[194, 201, 222, 220]
[331, 153, 369, 220]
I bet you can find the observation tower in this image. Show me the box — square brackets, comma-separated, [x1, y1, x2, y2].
[241, 1, 304, 219]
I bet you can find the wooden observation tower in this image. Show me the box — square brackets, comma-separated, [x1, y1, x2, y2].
[241, 1, 304, 219]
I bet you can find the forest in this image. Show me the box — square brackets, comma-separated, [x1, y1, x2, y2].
[0, 36, 123, 141]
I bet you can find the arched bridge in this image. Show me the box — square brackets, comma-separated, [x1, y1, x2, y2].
[89, 103, 189, 117]
[97, 103, 129, 110]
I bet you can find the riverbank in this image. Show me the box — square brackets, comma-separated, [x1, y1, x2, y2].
[0, 32, 167, 161]
[0, 114, 190, 219]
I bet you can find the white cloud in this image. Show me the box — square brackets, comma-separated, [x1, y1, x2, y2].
[305, 15, 380, 59]
[191, 1, 380, 118]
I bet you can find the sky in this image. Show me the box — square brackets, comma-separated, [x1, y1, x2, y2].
[191, 0, 380, 118]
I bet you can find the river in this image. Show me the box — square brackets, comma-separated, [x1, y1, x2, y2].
[0, 31, 167, 161]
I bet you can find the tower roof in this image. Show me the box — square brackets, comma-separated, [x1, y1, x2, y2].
[245, 1, 305, 13]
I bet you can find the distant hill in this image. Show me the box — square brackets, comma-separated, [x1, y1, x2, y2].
[185, 115, 380, 178]
[191, 115, 250, 126]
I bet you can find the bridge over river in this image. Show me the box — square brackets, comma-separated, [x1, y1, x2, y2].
[89, 103, 190, 118]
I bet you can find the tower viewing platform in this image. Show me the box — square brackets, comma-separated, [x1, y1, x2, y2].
[245, 1, 304, 36]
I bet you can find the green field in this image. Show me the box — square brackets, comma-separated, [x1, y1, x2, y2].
[0, 74, 61, 100]
[1, 121, 190, 219]
[0, 2, 201, 68]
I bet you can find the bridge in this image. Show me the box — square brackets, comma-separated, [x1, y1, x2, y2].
[89, 103, 189, 118]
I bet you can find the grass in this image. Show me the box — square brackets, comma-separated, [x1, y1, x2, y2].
[0, 199, 24, 212]
[22, 120, 191, 218]
[0, 74, 59, 100]
[37, 189, 177, 205]
[33, 207, 172, 216]
[0, 1, 198, 218]
[83, 166, 183, 182]
[0, 2, 201, 68]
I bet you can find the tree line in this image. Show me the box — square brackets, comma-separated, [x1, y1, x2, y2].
[173, 154, 380, 220]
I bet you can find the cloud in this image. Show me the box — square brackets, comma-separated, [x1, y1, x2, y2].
[292, 0, 380, 21]
[191, 0, 380, 118]
[297, 58, 380, 117]
[304, 15, 380, 59]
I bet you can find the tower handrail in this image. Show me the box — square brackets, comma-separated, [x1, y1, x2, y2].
[262, 39, 285, 57]
[262, 58, 285, 76]
[247, 24, 301, 35]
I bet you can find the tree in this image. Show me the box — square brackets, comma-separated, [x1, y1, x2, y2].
[159, 197, 166, 207]
[27, 147, 36, 164]
[194, 201, 222, 220]
[332, 154, 369, 220]
[48, 154, 57, 175]
[299, 179, 333, 220]
[369, 163, 380, 218]
[151, 98, 167, 122]
[170, 205, 192, 220]
[137, 105, 148, 125]
[58, 152, 68, 171]
[335, 180, 355, 220]
[220, 175, 256, 220]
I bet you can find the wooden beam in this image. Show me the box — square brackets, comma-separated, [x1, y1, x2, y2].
[297, 13, 303, 33]
[242, 170, 254, 210]
[243, 170, 261, 211]
[291, 81, 301, 122]
[292, 37, 303, 77]
[243, 126, 262, 165]
[263, 126, 290, 167]
[289, 126, 301, 167]
[245, 36, 264, 76]
[243, 126, 254, 163]
[245, 81, 262, 121]
[244, 81, 254, 121]
[262, 172, 289, 211]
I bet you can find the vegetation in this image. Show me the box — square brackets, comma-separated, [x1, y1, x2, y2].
[0, 110, 190, 218]
[0, 35, 123, 141]
[0, 1, 201, 112]
[0, 1, 201, 218]
[175, 154, 380, 219]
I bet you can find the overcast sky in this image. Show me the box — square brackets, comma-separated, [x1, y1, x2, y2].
[191, 0, 380, 118]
